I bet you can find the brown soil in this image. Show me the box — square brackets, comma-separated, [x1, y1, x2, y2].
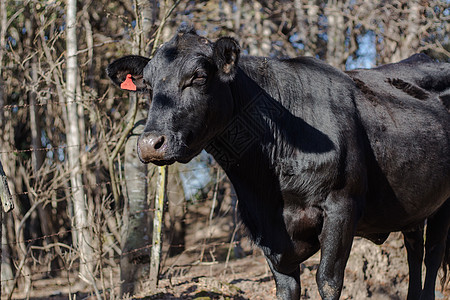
[135, 198, 450, 300]
[8, 197, 450, 300]
[141, 234, 449, 299]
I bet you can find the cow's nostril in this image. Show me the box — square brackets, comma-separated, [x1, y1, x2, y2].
[154, 136, 165, 150]
[137, 132, 168, 162]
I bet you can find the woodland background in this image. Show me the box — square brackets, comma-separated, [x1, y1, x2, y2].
[0, 0, 449, 299]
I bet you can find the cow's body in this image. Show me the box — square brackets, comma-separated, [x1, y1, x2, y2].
[107, 26, 450, 299]
[229, 54, 450, 232]
[349, 58, 450, 235]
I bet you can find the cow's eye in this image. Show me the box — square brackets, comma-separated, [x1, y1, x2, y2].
[181, 70, 208, 90]
[192, 70, 207, 85]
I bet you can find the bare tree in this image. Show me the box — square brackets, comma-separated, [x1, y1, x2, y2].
[121, 107, 152, 296]
[65, 0, 94, 286]
[326, 0, 346, 68]
[391, 0, 421, 62]
[120, 1, 187, 295]
[119, 0, 156, 296]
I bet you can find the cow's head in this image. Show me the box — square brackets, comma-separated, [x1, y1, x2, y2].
[107, 26, 240, 165]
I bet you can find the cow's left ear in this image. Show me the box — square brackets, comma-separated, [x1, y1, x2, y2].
[213, 37, 240, 82]
[106, 55, 150, 92]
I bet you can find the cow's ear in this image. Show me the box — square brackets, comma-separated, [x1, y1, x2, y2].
[106, 55, 150, 92]
[213, 37, 240, 82]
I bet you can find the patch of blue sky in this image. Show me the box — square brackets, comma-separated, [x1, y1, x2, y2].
[58, 147, 65, 162]
[289, 33, 305, 51]
[345, 31, 376, 70]
[179, 150, 212, 201]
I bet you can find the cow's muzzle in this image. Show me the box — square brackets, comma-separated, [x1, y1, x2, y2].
[137, 132, 169, 164]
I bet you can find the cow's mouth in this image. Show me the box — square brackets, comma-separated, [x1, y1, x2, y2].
[137, 150, 197, 166]
[137, 131, 204, 165]
[145, 159, 176, 166]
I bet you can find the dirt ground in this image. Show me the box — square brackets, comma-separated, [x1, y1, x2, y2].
[8, 197, 450, 300]
[140, 235, 450, 299]
[133, 200, 450, 300]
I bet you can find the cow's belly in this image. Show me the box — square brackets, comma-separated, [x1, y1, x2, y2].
[357, 133, 450, 233]
[356, 96, 450, 233]
[356, 169, 450, 234]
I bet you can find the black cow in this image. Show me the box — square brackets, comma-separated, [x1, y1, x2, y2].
[107, 26, 450, 300]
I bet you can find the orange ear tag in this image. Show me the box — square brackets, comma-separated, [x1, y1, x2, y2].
[121, 74, 137, 91]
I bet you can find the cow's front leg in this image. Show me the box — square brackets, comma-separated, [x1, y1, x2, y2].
[316, 193, 359, 300]
[266, 257, 301, 300]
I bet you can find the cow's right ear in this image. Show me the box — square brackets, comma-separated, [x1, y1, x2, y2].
[106, 55, 150, 92]
[213, 37, 240, 82]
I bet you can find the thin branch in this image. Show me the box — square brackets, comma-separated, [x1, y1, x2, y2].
[150, 0, 183, 56]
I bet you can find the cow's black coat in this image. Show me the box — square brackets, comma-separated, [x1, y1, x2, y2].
[107, 26, 450, 300]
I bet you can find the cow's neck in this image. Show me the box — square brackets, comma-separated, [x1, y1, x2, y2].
[206, 65, 294, 245]
[206, 66, 284, 171]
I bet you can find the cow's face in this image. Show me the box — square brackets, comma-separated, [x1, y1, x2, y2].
[107, 27, 240, 165]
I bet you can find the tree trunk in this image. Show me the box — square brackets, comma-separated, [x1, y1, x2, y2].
[25, 12, 55, 252]
[1, 0, 17, 295]
[120, 107, 153, 297]
[65, 0, 93, 284]
[120, 0, 158, 296]
[0, 3, 5, 289]
[294, 0, 307, 47]
[1, 220, 13, 295]
[0, 0, 6, 128]
[326, 0, 346, 68]
[165, 164, 186, 257]
[392, 1, 420, 62]
[0, 159, 14, 294]
[234, 0, 242, 32]
[25, 11, 45, 173]
[248, 1, 262, 56]
[306, 0, 319, 56]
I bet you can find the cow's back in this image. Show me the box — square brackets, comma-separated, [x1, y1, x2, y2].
[348, 55, 450, 232]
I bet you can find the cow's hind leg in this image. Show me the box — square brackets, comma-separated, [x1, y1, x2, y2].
[421, 199, 450, 300]
[403, 227, 425, 300]
[266, 258, 301, 300]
